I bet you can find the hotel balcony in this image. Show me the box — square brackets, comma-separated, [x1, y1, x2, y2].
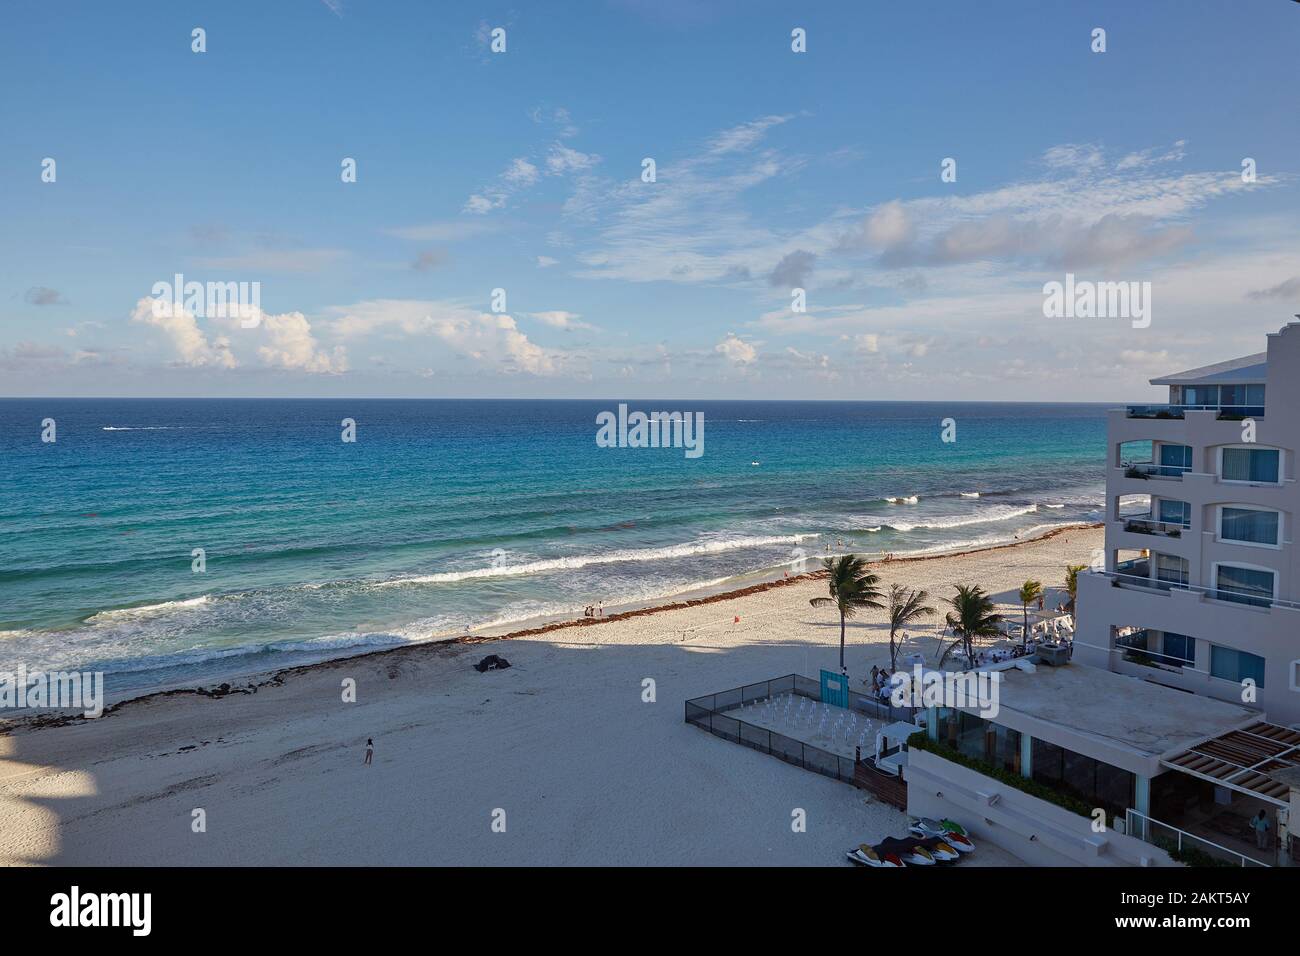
[1118, 515, 1187, 538]
[1121, 461, 1187, 481]
[1101, 564, 1297, 611]
[1107, 407, 1273, 452]
[1125, 404, 1266, 421]
[1108, 515, 1192, 556]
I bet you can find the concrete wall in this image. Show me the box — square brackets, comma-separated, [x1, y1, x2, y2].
[1080, 321, 1300, 725]
[905, 748, 1177, 867]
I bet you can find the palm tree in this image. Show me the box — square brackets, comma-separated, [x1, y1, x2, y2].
[1018, 579, 1043, 649]
[1064, 564, 1086, 613]
[886, 583, 936, 671]
[943, 583, 1003, 667]
[809, 555, 885, 673]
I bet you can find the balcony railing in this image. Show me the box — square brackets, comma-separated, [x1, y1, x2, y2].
[1115, 628, 1193, 669]
[1119, 514, 1187, 538]
[1125, 404, 1266, 420]
[1092, 569, 1300, 611]
[1122, 461, 1189, 480]
[1124, 809, 1269, 867]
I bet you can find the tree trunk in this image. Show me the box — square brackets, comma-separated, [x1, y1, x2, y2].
[839, 611, 846, 673]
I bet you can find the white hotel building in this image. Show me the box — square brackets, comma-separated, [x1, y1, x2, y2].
[1076, 320, 1300, 725]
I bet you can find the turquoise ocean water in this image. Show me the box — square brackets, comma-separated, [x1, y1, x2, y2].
[0, 399, 1107, 698]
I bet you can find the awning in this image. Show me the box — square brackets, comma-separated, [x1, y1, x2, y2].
[1160, 721, 1300, 807]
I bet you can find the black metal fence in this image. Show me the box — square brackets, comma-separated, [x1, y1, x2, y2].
[684, 674, 916, 785]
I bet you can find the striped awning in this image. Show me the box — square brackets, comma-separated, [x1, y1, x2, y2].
[1160, 722, 1300, 806]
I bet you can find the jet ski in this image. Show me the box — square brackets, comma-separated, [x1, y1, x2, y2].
[914, 836, 961, 862]
[876, 837, 935, 866]
[909, 818, 975, 852]
[846, 844, 904, 867]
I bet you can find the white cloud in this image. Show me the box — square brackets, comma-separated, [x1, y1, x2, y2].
[131, 297, 345, 373]
[131, 296, 237, 368]
[715, 333, 757, 365]
[528, 310, 597, 332]
[503, 158, 540, 187]
[251, 309, 347, 373]
[325, 299, 567, 376]
[707, 115, 792, 155]
[862, 200, 914, 250]
[546, 144, 600, 175]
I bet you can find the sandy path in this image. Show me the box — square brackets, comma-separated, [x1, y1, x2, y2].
[0, 527, 1100, 866]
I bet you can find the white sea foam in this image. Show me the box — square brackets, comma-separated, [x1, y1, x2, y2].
[885, 504, 1038, 533]
[960, 492, 981, 498]
[367, 534, 821, 588]
[86, 595, 211, 622]
[884, 495, 919, 504]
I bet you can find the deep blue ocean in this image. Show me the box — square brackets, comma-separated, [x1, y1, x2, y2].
[0, 399, 1107, 698]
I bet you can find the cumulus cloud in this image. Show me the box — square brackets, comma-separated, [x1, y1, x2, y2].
[131, 297, 345, 373]
[250, 309, 347, 373]
[715, 333, 757, 365]
[131, 297, 237, 368]
[431, 312, 558, 375]
[326, 299, 566, 376]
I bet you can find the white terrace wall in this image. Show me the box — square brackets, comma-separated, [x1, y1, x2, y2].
[906, 749, 1177, 867]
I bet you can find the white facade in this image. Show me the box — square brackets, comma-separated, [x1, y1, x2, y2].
[1076, 321, 1300, 725]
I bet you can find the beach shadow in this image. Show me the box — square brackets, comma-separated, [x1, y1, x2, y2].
[0, 625, 925, 867]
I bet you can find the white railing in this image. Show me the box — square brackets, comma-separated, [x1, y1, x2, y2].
[1091, 569, 1300, 611]
[1124, 808, 1270, 867]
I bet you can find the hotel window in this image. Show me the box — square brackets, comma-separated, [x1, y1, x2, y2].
[1220, 384, 1265, 410]
[1156, 553, 1189, 586]
[1220, 447, 1280, 483]
[1214, 565, 1275, 607]
[1181, 385, 1219, 407]
[1159, 444, 1192, 474]
[1211, 646, 1266, 688]
[1162, 632, 1196, 666]
[1220, 507, 1280, 546]
[1031, 739, 1135, 821]
[1158, 499, 1191, 527]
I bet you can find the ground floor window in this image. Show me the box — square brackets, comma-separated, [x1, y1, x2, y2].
[937, 708, 1021, 774]
[1031, 738, 1135, 820]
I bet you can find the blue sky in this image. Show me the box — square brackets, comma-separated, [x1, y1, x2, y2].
[2, 0, 1298, 400]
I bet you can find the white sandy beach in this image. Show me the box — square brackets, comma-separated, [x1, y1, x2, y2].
[0, 526, 1101, 866]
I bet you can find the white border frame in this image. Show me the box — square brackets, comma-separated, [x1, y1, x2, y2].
[1211, 560, 1278, 604]
[1215, 503, 1283, 550]
[1216, 444, 1284, 486]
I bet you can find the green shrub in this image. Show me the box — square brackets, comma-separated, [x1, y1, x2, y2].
[907, 731, 1095, 818]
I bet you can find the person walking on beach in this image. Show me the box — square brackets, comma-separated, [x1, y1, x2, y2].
[364, 737, 373, 766]
[1252, 809, 1271, 850]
